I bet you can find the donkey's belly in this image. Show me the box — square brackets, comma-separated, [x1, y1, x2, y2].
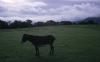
[33, 40, 51, 46]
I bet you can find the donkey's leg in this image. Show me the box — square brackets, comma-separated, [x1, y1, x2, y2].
[50, 44, 54, 56]
[35, 46, 40, 56]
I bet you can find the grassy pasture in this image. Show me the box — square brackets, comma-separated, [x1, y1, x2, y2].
[0, 25, 100, 62]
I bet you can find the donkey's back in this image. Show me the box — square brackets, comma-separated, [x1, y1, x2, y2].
[30, 35, 55, 45]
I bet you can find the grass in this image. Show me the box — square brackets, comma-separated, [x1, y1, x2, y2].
[0, 25, 100, 62]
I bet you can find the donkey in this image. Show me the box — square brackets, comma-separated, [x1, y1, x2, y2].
[21, 34, 55, 56]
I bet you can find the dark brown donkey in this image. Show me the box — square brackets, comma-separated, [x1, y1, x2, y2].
[21, 34, 55, 56]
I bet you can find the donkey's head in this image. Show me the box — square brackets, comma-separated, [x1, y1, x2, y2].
[21, 34, 28, 43]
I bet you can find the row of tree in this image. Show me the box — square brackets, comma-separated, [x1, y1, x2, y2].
[0, 20, 33, 29]
[0, 18, 99, 29]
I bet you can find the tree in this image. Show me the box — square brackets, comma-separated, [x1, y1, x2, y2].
[0, 20, 9, 29]
[45, 20, 57, 25]
[60, 21, 72, 25]
[34, 22, 45, 27]
[9, 20, 22, 28]
[86, 20, 96, 24]
[79, 20, 96, 24]
[25, 20, 33, 27]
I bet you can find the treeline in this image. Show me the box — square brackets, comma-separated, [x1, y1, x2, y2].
[0, 20, 33, 29]
[0, 18, 99, 29]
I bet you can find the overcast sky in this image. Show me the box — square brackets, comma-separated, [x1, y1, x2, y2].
[0, 0, 100, 22]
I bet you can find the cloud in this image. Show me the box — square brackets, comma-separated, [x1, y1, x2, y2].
[0, 0, 47, 16]
[0, 0, 100, 21]
[0, 6, 7, 12]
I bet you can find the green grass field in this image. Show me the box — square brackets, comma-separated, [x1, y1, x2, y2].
[0, 25, 100, 62]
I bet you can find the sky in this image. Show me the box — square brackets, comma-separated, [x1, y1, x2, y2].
[0, 0, 100, 22]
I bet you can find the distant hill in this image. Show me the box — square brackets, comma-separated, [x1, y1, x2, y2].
[82, 17, 100, 24]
